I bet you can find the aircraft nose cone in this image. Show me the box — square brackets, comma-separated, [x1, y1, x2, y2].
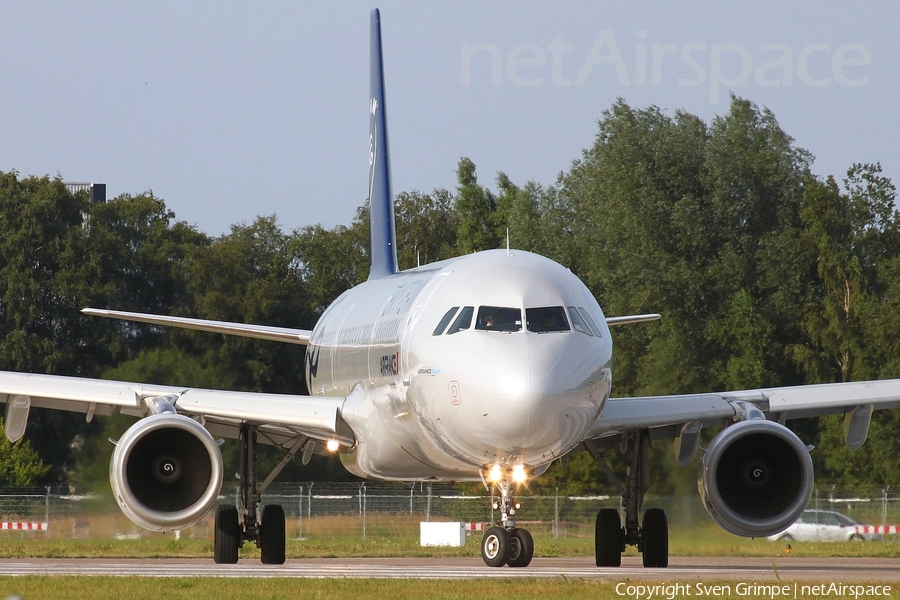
[471, 345, 562, 448]
[462, 336, 604, 462]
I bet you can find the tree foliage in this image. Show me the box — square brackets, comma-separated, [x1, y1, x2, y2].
[3, 95, 900, 490]
[0, 420, 49, 487]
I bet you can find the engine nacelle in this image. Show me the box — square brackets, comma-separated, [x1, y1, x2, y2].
[110, 413, 224, 531]
[698, 419, 813, 538]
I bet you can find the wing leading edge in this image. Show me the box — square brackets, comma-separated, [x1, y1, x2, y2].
[589, 378, 900, 441]
[82, 308, 312, 345]
[0, 370, 352, 446]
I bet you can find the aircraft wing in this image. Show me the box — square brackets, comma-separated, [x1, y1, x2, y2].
[590, 379, 900, 440]
[0, 370, 352, 446]
[81, 308, 312, 345]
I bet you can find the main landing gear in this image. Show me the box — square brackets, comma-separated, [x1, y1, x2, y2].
[480, 475, 534, 567]
[590, 429, 668, 568]
[214, 424, 304, 564]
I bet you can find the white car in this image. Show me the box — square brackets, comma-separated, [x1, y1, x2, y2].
[768, 509, 880, 542]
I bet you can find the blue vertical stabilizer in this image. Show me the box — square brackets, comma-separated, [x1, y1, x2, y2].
[367, 8, 399, 280]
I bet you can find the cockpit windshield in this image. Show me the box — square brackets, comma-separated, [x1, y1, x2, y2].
[526, 306, 570, 333]
[475, 306, 522, 332]
[447, 306, 474, 335]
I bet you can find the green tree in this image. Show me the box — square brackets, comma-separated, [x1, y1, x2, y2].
[177, 216, 311, 395]
[293, 221, 367, 318]
[0, 420, 50, 487]
[454, 157, 499, 253]
[393, 189, 459, 269]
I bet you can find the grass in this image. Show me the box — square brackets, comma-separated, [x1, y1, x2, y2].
[2, 520, 899, 599]
[4, 578, 898, 600]
[1, 521, 899, 560]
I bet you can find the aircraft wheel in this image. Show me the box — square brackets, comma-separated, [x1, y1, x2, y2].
[595, 508, 622, 567]
[214, 504, 240, 564]
[642, 508, 668, 568]
[260, 504, 286, 564]
[507, 528, 534, 567]
[481, 526, 511, 567]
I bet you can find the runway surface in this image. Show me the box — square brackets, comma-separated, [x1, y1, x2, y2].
[1, 556, 899, 580]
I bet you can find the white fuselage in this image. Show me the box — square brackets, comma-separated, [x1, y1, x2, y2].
[306, 250, 613, 481]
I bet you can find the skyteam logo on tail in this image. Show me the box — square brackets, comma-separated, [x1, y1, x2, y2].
[369, 98, 378, 200]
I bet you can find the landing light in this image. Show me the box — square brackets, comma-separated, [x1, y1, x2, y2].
[512, 464, 527, 483]
[489, 464, 503, 482]
[326, 440, 340, 453]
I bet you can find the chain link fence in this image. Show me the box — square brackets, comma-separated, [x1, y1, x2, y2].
[1, 483, 900, 540]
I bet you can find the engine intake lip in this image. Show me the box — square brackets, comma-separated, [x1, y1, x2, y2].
[699, 419, 813, 538]
[110, 413, 223, 532]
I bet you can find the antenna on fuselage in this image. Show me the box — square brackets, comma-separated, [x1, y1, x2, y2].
[367, 8, 399, 280]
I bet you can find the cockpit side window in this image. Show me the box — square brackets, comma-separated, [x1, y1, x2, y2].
[446, 306, 474, 335]
[526, 306, 570, 333]
[432, 307, 459, 336]
[475, 306, 522, 332]
[567, 306, 593, 336]
[577, 307, 603, 337]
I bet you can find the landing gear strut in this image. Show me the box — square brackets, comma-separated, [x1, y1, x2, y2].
[480, 475, 534, 568]
[591, 429, 668, 568]
[213, 424, 304, 564]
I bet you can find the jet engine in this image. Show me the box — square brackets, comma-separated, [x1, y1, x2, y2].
[109, 413, 224, 531]
[698, 419, 813, 537]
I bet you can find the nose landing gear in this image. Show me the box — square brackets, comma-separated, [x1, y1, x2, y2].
[479, 475, 534, 567]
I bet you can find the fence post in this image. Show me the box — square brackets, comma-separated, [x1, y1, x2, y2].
[359, 483, 367, 539]
[409, 483, 414, 516]
[553, 487, 559, 539]
[307, 482, 313, 521]
[298, 485, 304, 540]
[426, 483, 432, 521]
[45, 486, 50, 540]
[882, 486, 889, 537]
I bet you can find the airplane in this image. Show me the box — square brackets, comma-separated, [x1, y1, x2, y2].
[3, 8, 900, 569]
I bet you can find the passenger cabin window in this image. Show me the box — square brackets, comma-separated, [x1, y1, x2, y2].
[568, 306, 593, 336]
[526, 306, 570, 333]
[446, 306, 474, 335]
[433, 307, 459, 336]
[475, 306, 522, 332]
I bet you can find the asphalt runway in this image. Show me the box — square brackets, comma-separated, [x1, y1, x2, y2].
[1, 556, 899, 581]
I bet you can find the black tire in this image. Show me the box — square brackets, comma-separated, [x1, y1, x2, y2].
[642, 508, 668, 568]
[779, 533, 795, 541]
[214, 504, 240, 564]
[595, 508, 622, 567]
[481, 526, 511, 567]
[260, 504, 286, 565]
[849, 533, 865, 542]
[507, 528, 534, 568]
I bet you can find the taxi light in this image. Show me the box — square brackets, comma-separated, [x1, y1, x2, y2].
[326, 439, 340, 452]
[512, 464, 527, 483]
[489, 464, 503, 482]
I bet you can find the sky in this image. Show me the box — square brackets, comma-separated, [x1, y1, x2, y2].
[1, 1, 898, 236]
